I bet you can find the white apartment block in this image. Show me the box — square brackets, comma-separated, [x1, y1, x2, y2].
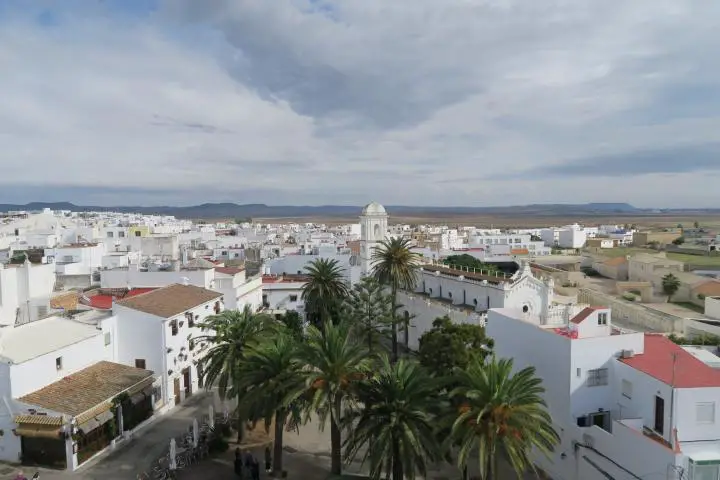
[542, 224, 588, 249]
[488, 306, 720, 480]
[467, 232, 552, 256]
[0, 260, 56, 325]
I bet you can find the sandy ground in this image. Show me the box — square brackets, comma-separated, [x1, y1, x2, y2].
[255, 214, 720, 228]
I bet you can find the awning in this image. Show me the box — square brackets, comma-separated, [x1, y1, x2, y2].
[77, 410, 114, 434]
[75, 403, 112, 426]
[13, 415, 64, 426]
[130, 385, 154, 404]
[14, 425, 63, 439]
[127, 377, 155, 396]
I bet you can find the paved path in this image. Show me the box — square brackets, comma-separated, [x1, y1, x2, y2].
[2, 396, 544, 480]
[3, 392, 221, 480]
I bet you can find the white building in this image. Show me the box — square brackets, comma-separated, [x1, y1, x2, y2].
[488, 306, 720, 480]
[261, 274, 306, 314]
[113, 284, 223, 413]
[542, 224, 588, 249]
[0, 260, 56, 325]
[399, 262, 565, 350]
[359, 202, 389, 276]
[214, 267, 262, 312]
[0, 313, 157, 470]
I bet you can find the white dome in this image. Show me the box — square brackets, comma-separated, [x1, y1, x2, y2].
[361, 201, 387, 216]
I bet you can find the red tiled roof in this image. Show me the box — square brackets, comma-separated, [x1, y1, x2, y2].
[619, 334, 720, 388]
[570, 306, 604, 325]
[215, 267, 245, 276]
[88, 288, 156, 309]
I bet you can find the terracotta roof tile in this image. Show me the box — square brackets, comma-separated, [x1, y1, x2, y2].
[19, 361, 154, 417]
[692, 280, 720, 297]
[215, 267, 245, 276]
[116, 284, 222, 318]
[570, 306, 604, 325]
[619, 334, 720, 388]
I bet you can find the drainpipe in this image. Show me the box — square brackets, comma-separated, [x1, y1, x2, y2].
[669, 353, 678, 449]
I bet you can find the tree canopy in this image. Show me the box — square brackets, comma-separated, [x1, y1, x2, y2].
[442, 254, 499, 274]
[418, 315, 494, 378]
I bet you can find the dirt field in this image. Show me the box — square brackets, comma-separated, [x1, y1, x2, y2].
[255, 214, 720, 228]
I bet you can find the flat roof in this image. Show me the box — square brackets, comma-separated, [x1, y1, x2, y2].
[0, 317, 101, 364]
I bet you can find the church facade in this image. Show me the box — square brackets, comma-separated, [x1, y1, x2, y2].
[357, 202, 575, 349]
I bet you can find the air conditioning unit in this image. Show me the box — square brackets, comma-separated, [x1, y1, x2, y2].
[620, 349, 635, 359]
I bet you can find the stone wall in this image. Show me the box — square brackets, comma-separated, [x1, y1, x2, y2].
[577, 288, 683, 333]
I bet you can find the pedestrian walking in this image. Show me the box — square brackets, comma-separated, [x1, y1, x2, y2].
[234, 448, 244, 478]
[250, 457, 260, 480]
[264, 445, 272, 473]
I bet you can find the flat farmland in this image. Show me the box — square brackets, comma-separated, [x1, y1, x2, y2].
[254, 214, 720, 228]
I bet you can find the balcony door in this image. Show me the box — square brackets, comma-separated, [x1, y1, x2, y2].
[654, 395, 665, 435]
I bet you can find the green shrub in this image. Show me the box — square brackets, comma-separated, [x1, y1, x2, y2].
[622, 293, 636, 302]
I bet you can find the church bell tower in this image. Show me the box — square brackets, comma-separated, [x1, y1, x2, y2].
[359, 201, 388, 276]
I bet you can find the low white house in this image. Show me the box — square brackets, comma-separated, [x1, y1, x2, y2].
[0, 313, 156, 470]
[262, 274, 306, 313]
[214, 267, 262, 312]
[487, 306, 720, 480]
[113, 284, 224, 413]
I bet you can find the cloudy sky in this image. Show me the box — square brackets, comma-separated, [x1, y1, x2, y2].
[2, 0, 719, 207]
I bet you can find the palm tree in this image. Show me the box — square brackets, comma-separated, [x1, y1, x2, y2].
[344, 276, 393, 353]
[302, 258, 350, 329]
[449, 356, 559, 480]
[662, 273, 681, 302]
[371, 237, 421, 361]
[344, 356, 442, 480]
[236, 333, 306, 476]
[301, 320, 372, 475]
[197, 305, 276, 443]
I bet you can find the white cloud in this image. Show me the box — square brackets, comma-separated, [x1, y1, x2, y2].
[1, 0, 720, 206]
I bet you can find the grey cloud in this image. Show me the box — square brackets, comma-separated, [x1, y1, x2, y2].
[493, 143, 720, 180]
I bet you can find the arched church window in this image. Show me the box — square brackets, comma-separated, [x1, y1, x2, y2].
[373, 224, 381, 237]
[473, 298, 478, 306]
[448, 291, 452, 298]
[522, 305, 529, 313]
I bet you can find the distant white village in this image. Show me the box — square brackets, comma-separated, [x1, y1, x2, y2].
[1, 203, 720, 479]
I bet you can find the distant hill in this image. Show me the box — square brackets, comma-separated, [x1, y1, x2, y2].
[1, 202, 718, 219]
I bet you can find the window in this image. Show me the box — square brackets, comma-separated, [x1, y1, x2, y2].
[186, 312, 195, 328]
[189, 339, 195, 351]
[135, 359, 147, 369]
[119, 231, 125, 238]
[134, 231, 141, 237]
[289, 295, 298, 302]
[587, 368, 608, 387]
[621, 379, 632, 399]
[104, 332, 112, 346]
[55, 357, 63, 370]
[696, 402, 716, 424]
[107, 231, 114, 238]
[170, 320, 178, 336]
[597, 312, 608, 325]
[152, 385, 162, 404]
[576, 368, 581, 377]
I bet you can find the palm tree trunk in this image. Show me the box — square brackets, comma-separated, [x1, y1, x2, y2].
[390, 286, 398, 363]
[273, 410, 285, 476]
[392, 436, 403, 480]
[330, 396, 342, 475]
[236, 416, 245, 444]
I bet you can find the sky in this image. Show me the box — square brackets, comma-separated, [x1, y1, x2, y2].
[2, 0, 720, 208]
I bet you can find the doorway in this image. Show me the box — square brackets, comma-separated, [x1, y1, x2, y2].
[183, 368, 192, 399]
[654, 396, 665, 435]
[173, 378, 181, 406]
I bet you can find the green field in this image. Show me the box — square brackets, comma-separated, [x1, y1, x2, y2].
[588, 247, 720, 266]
